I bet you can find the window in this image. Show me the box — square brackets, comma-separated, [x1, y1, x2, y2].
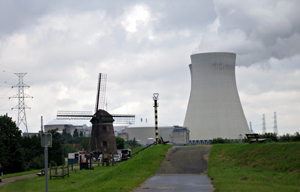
[103, 141, 107, 147]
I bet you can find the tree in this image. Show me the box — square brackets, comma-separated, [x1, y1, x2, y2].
[81, 137, 90, 151]
[0, 114, 25, 173]
[259, 132, 278, 142]
[62, 128, 72, 141]
[115, 137, 125, 149]
[47, 128, 64, 165]
[124, 138, 141, 148]
[73, 129, 79, 138]
[80, 131, 83, 137]
[21, 135, 44, 171]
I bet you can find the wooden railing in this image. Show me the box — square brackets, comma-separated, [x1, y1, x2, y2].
[50, 164, 69, 179]
[130, 141, 156, 158]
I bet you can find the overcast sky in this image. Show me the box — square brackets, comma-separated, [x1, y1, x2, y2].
[0, 0, 299, 135]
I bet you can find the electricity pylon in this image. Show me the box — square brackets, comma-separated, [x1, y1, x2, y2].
[9, 73, 33, 133]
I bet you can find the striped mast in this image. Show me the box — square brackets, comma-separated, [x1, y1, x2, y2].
[153, 93, 159, 144]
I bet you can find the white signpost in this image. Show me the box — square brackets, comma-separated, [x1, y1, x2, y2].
[41, 133, 52, 192]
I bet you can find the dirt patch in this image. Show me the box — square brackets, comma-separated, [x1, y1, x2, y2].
[157, 145, 211, 174]
[287, 170, 299, 174]
[240, 177, 249, 180]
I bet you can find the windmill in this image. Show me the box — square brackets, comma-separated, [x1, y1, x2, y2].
[56, 73, 135, 153]
[56, 73, 135, 124]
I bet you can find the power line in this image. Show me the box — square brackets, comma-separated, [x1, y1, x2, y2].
[1, 70, 16, 86]
[0, 64, 19, 72]
[0, 87, 13, 99]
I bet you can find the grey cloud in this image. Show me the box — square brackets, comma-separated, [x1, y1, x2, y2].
[197, 0, 300, 66]
[147, 0, 216, 32]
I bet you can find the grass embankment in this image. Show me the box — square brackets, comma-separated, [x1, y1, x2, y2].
[0, 144, 172, 192]
[208, 142, 300, 192]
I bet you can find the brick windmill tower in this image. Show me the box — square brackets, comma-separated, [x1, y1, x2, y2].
[90, 109, 117, 153]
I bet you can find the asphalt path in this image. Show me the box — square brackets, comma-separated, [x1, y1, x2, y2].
[0, 173, 37, 188]
[133, 145, 214, 192]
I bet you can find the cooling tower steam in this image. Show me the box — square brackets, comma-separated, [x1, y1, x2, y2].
[184, 52, 250, 140]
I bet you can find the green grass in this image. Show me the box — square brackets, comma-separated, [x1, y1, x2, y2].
[3, 164, 79, 179]
[208, 142, 300, 192]
[0, 144, 172, 192]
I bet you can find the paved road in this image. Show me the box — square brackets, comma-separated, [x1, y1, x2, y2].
[133, 145, 214, 192]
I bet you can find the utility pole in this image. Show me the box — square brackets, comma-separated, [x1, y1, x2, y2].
[41, 133, 52, 192]
[274, 112, 278, 135]
[262, 114, 266, 134]
[9, 73, 33, 133]
[153, 93, 159, 144]
[41, 116, 43, 133]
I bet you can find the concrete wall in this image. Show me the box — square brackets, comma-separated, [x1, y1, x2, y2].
[184, 52, 250, 140]
[125, 127, 155, 146]
[158, 127, 174, 143]
[172, 127, 190, 145]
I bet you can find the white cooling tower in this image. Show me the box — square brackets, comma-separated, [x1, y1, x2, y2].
[183, 52, 250, 141]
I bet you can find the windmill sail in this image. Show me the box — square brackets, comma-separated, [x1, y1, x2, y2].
[56, 73, 135, 125]
[56, 111, 135, 124]
[95, 73, 107, 113]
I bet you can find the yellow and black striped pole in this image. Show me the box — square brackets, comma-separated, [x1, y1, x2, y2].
[153, 93, 159, 144]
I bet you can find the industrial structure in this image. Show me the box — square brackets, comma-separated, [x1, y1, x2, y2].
[44, 120, 91, 136]
[9, 73, 33, 133]
[120, 121, 189, 146]
[249, 122, 253, 133]
[183, 52, 250, 141]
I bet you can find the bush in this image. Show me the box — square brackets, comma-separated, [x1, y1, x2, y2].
[259, 132, 279, 142]
[211, 138, 240, 144]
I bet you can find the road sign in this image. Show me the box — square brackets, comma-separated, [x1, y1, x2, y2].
[41, 133, 52, 147]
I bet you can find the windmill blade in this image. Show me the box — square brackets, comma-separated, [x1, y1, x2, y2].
[95, 73, 107, 113]
[111, 114, 135, 124]
[56, 111, 93, 120]
[56, 111, 135, 124]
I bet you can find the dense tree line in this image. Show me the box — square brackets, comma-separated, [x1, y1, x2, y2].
[0, 114, 90, 174]
[211, 132, 300, 144]
[0, 115, 24, 173]
[124, 138, 141, 148]
[0, 114, 132, 174]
